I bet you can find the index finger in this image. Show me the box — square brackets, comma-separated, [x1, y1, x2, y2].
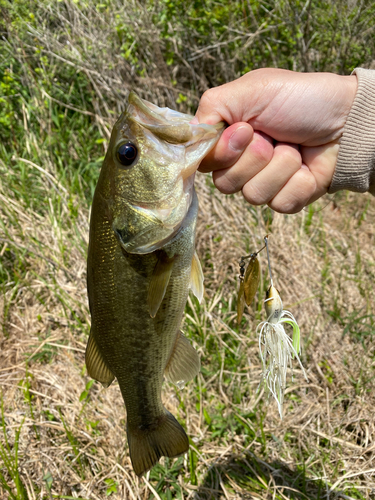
[195, 77, 257, 126]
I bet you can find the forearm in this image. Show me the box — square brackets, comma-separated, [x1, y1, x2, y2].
[329, 68, 375, 195]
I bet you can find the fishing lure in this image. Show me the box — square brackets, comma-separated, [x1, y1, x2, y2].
[257, 236, 308, 418]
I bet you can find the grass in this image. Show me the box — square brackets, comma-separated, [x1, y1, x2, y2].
[1, 0, 375, 498]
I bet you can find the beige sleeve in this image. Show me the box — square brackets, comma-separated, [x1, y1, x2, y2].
[328, 68, 375, 195]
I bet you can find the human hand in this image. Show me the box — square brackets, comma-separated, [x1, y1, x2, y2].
[195, 68, 357, 213]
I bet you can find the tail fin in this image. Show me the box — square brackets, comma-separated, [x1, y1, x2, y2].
[127, 411, 189, 476]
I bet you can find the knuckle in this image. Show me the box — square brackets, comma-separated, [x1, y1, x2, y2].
[199, 88, 220, 108]
[213, 171, 240, 194]
[269, 197, 301, 214]
[269, 169, 317, 214]
[251, 140, 273, 166]
[242, 182, 267, 206]
[276, 145, 301, 166]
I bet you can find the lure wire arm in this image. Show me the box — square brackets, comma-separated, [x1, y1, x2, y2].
[238, 241, 266, 281]
[264, 235, 273, 287]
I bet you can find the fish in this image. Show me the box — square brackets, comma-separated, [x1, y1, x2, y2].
[86, 92, 224, 476]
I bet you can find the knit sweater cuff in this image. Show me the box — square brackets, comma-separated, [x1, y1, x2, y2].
[328, 68, 375, 195]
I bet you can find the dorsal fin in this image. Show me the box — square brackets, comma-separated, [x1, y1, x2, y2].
[148, 254, 176, 318]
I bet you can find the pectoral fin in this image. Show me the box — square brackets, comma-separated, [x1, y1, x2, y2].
[189, 252, 204, 303]
[85, 330, 115, 388]
[164, 331, 200, 388]
[148, 254, 176, 318]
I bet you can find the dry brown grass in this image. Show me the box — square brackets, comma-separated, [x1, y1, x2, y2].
[2, 0, 375, 498]
[1, 165, 375, 498]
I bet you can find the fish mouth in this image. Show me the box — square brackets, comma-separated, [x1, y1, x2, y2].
[113, 170, 195, 254]
[127, 93, 196, 145]
[127, 92, 225, 150]
[113, 201, 188, 254]
[115, 189, 199, 254]
[112, 93, 225, 254]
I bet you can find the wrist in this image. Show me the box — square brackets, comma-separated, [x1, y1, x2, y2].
[329, 68, 375, 194]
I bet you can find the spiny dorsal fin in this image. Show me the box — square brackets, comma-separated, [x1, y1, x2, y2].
[148, 254, 176, 318]
[190, 252, 204, 303]
[164, 331, 200, 388]
[85, 330, 115, 388]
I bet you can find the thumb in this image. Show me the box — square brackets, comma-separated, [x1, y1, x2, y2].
[195, 86, 240, 126]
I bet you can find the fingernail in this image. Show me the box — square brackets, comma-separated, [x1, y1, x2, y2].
[229, 126, 252, 152]
[190, 117, 199, 124]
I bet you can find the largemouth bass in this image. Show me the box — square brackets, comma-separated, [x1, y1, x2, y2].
[86, 92, 223, 476]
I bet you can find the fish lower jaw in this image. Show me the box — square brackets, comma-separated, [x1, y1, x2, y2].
[115, 225, 180, 254]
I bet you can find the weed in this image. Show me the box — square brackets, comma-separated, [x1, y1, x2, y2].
[0, 397, 28, 500]
[1, 0, 375, 498]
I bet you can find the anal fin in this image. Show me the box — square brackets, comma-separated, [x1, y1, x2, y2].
[190, 251, 204, 303]
[164, 331, 200, 388]
[148, 253, 176, 318]
[85, 330, 115, 388]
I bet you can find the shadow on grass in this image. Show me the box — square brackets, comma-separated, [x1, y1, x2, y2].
[193, 452, 346, 500]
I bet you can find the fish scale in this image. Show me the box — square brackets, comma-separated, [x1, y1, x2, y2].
[86, 92, 224, 476]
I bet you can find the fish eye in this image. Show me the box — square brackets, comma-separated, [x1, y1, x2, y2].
[116, 142, 138, 167]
